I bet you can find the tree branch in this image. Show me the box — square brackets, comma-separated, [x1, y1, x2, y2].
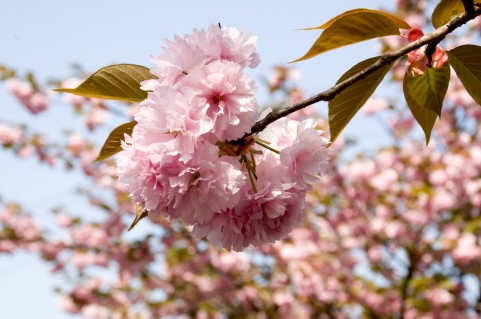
[240, 7, 481, 140]
[399, 249, 417, 319]
[462, 0, 475, 14]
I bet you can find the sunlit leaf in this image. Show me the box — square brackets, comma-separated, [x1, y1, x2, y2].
[406, 63, 450, 116]
[293, 10, 409, 62]
[403, 63, 451, 144]
[128, 203, 148, 231]
[94, 121, 136, 162]
[432, 0, 481, 28]
[328, 56, 395, 142]
[447, 44, 481, 105]
[55, 64, 156, 103]
[302, 8, 410, 30]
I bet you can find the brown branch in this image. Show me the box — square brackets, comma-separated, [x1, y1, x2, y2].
[239, 7, 481, 141]
[462, 0, 475, 14]
[399, 249, 417, 319]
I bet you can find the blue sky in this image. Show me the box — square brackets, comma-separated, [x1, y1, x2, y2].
[0, 1, 391, 318]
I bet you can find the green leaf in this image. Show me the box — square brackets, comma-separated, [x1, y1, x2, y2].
[328, 56, 395, 142]
[432, 0, 481, 28]
[94, 121, 136, 162]
[128, 204, 148, 231]
[447, 44, 481, 106]
[406, 63, 451, 116]
[293, 10, 409, 62]
[302, 8, 410, 30]
[55, 64, 156, 103]
[403, 63, 451, 144]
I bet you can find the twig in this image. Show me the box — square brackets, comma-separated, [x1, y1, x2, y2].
[239, 7, 481, 141]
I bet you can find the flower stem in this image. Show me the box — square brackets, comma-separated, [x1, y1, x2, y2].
[255, 140, 280, 154]
[242, 155, 258, 193]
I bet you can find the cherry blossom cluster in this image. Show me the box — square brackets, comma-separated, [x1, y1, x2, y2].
[6, 78, 48, 114]
[117, 24, 329, 251]
[405, 27, 448, 76]
[5, 1, 481, 317]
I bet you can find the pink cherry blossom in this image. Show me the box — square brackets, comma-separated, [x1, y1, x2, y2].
[0, 123, 23, 145]
[118, 139, 245, 226]
[134, 86, 213, 162]
[183, 60, 259, 140]
[452, 233, 481, 265]
[405, 28, 448, 76]
[149, 35, 205, 87]
[6, 78, 48, 114]
[363, 97, 390, 115]
[188, 24, 260, 68]
[193, 157, 306, 251]
[277, 119, 330, 190]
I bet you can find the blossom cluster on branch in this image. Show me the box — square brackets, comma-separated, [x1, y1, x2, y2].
[117, 24, 329, 251]
[1, 0, 481, 318]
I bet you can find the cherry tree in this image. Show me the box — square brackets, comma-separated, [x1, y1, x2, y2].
[2, 0, 481, 317]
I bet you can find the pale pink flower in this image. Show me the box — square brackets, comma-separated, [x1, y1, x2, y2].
[405, 28, 448, 76]
[70, 224, 109, 247]
[85, 105, 109, 131]
[341, 159, 376, 180]
[193, 158, 305, 251]
[442, 224, 460, 242]
[467, 145, 481, 168]
[67, 133, 87, 157]
[243, 189, 305, 248]
[370, 168, 398, 191]
[83, 305, 109, 319]
[211, 250, 250, 272]
[363, 97, 389, 116]
[431, 188, 457, 211]
[6, 78, 33, 98]
[164, 143, 245, 225]
[29, 93, 48, 114]
[192, 207, 248, 252]
[149, 35, 205, 87]
[183, 60, 259, 140]
[7, 78, 48, 114]
[278, 119, 329, 190]
[404, 13, 426, 29]
[452, 233, 481, 265]
[273, 290, 294, 306]
[71, 251, 104, 269]
[465, 180, 481, 206]
[367, 245, 383, 262]
[389, 116, 415, 137]
[0, 123, 23, 145]
[134, 86, 213, 162]
[402, 209, 429, 226]
[117, 140, 171, 214]
[118, 140, 244, 225]
[188, 24, 260, 68]
[423, 288, 454, 306]
[59, 296, 79, 313]
[384, 220, 407, 239]
[429, 169, 449, 186]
